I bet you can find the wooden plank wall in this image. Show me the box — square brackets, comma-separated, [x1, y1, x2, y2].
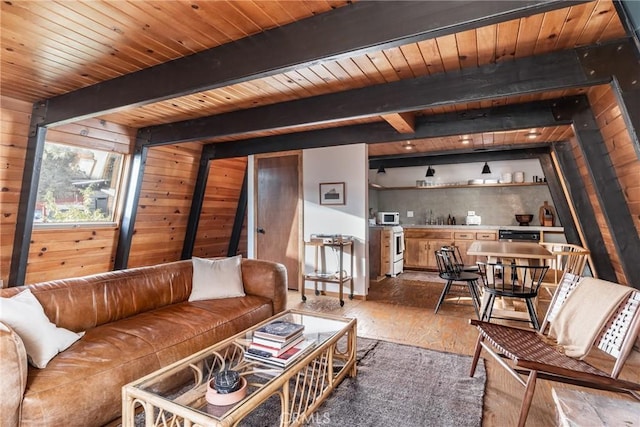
[127, 143, 201, 268]
[193, 157, 248, 258]
[567, 84, 640, 286]
[0, 96, 31, 286]
[25, 118, 134, 283]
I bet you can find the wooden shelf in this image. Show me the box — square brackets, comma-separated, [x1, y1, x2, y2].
[371, 182, 547, 190]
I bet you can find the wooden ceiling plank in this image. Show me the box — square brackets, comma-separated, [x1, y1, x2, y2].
[476, 24, 498, 66]
[349, 55, 389, 85]
[495, 18, 520, 63]
[416, 38, 446, 75]
[382, 46, 415, 80]
[399, 43, 430, 78]
[455, 29, 479, 70]
[40, 0, 580, 126]
[576, 0, 622, 46]
[533, 8, 571, 55]
[514, 13, 545, 58]
[555, 1, 599, 47]
[435, 34, 461, 72]
[334, 58, 375, 87]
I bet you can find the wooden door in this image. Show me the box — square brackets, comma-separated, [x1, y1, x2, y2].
[256, 154, 300, 290]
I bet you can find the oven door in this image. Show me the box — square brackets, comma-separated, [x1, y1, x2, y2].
[392, 230, 404, 262]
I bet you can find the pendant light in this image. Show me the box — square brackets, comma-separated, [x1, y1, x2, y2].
[481, 162, 491, 174]
[377, 165, 386, 174]
[425, 166, 435, 177]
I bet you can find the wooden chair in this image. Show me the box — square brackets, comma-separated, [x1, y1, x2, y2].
[477, 262, 549, 330]
[434, 249, 482, 318]
[538, 243, 590, 296]
[469, 273, 640, 427]
[441, 245, 479, 273]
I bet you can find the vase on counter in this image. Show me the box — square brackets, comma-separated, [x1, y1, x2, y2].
[538, 201, 556, 226]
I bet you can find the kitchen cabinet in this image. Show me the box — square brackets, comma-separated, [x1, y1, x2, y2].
[404, 229, 454, 269]
[404, 228, 498, 270]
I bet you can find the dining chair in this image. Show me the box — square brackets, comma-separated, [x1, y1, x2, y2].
[538, 242, 590, 296]
[441, 245, 479, 273]
[434, 249, 482, 318]
[469, 273, 640, 427]
[477, 262, 549, 330]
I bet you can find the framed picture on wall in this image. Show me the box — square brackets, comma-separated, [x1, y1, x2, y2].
[319, 182, 345, 205]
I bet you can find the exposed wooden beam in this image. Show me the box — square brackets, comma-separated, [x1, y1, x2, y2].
[205, 98, 571, 160]
[537, 151, 581, 245]
[369, 146, 550, 169]
[139, 45, 609, 146]
[9, 111, 46, 287]
[228, 169, 248, 257]
[382, 112, 416, 134]
[552, 141, 616, 281]
[114, 146, 148, 270]
[39, 0, 580, 126]
[181, 148, 210, 261]
[577, 39, 640, 157]
[561, 95, 640, 288]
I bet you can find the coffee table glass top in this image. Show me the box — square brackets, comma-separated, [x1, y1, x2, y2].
[129, 310, 354, 422]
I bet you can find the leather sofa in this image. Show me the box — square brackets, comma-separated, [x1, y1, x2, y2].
[0, 258, 287, 427]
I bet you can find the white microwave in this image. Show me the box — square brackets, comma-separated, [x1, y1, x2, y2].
[377, 212, 400, 225]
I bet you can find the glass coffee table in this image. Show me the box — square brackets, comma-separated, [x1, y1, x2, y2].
[122, 310, 357, 427]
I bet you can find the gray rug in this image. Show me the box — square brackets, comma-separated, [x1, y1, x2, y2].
[134, 338, 486, 426]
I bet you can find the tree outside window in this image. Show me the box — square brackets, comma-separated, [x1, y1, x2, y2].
[35, 142, 124, 223]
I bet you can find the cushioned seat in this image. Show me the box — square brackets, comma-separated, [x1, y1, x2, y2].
[1, 258, 288, 427]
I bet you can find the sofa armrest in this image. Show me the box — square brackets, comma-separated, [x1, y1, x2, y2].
[0, 322, 28, 427]
[241, 259, 288, 313]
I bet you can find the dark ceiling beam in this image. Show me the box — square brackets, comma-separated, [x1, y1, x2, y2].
[139, 43, 614, 146]
[40, 0, 579, 126]
[564, 96, 640, 288]
[369, 146, 551, 169]
[552, 141, 616, 281]
[203, 97, 572, 160]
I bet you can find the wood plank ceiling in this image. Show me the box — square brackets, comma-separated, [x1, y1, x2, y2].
[0, 0, 627, 153]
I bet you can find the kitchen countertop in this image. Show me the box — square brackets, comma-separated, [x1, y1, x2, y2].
[396, 224, 564, 232]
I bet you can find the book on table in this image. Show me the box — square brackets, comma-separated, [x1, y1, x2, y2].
[248, 334, 305, 357]
[253, 320, 305, 342]
[244, 338, 316, 368]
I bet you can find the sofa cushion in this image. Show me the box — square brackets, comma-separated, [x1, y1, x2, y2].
[189, 256, 245, 301]
[0, 289, 82, 368]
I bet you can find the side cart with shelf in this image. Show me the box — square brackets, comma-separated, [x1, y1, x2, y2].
[302, 235, 354, 306]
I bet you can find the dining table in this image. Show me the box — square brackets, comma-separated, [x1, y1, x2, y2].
[467, 240, 554, 321]
[467, 240, 554, 266]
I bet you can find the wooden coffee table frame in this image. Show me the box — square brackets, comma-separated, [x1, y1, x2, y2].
[122, 310, 357, 427]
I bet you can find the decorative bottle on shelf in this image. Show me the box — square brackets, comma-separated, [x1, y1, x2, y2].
[538, 201, 556, 226]
[447, 214, 452, 225]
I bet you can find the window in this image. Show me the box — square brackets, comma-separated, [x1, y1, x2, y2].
[34, 142, 125, 224]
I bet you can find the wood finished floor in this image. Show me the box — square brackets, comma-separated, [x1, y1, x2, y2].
[287, 270, 640, 427]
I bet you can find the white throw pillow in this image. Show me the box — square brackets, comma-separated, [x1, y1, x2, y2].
[0, 289, 82, 368]
[189, 255, 246, 302]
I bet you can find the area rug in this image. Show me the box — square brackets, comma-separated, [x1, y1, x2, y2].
[133, 338, 486, 426]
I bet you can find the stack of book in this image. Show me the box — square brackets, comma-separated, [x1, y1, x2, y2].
[245, 320, 315, 368]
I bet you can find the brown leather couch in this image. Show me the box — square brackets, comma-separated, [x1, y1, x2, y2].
[0, 258, 287, 427]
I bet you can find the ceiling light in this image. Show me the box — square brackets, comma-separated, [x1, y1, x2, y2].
[402, 141, 416, 150]
[425, 166, 435, 177]
[460, 135, 472, 144]
[481, 162, 491, 174]
[526, 129, 541, 139]
[377, 165, 386, 174]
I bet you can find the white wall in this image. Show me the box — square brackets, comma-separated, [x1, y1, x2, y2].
[303, 144, 369, 297]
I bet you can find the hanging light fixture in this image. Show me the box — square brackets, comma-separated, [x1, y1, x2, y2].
[377, 165, 386, 174]
[481, 162, 491, 174]
[425, 166, 435, 177]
